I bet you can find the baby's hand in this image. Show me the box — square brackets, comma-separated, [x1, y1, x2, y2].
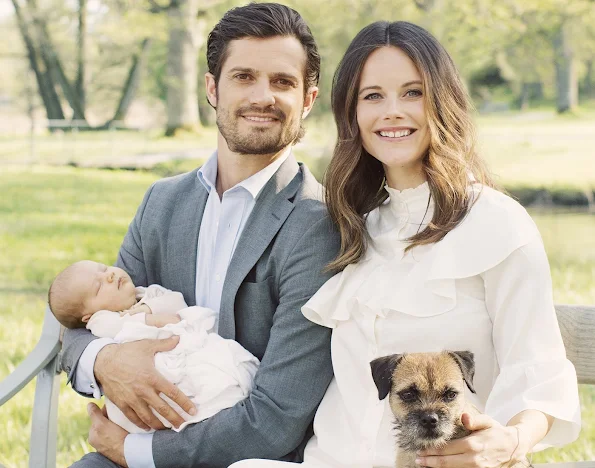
[120, 303, 152, 316]
[145, 313, 181, 328]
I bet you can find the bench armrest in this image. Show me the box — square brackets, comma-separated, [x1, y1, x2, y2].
[0, 306, 61, 406]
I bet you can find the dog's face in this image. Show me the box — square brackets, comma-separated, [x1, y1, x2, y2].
[370, 351, 476, 451]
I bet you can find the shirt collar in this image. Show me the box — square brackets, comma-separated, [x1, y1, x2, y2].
[197, 147, 292, 199]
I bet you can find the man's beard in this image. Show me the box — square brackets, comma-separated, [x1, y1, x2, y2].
[217, 104, 305, 155]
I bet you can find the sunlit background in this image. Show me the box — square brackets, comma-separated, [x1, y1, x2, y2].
[0, 0, 594, 466]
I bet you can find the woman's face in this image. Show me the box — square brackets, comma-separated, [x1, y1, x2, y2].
[356, 46, 430, 189]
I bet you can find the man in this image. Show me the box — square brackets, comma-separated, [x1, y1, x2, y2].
[62, 3, 340, 467]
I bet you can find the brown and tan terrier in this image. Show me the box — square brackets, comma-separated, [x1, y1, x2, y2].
[370, 351, 531, 468]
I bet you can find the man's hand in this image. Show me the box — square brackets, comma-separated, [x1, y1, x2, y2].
[94, 338, 196, 431]
[145, 313, 181, 328]
[416, 413, 521, 468]
[87, 403, 128, 467]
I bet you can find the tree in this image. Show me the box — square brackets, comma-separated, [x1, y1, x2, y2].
[10, 0, 65, 123]
[76, 0, 87, 114]
[149, 0, 203, 135]
[552, 19, 578, 113]
[10, 0, 154, 129]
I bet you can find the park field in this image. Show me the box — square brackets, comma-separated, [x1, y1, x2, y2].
[1, 109, 595, 193]
[0, 163, 594, 464]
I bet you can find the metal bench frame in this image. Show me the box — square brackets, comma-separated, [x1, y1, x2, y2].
[1, 305, 594, 467]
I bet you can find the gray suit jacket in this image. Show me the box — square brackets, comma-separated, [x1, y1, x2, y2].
[61, 155, 340, 467]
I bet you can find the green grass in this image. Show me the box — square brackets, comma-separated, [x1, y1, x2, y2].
[0, 167, 594, 466]
[0, 167, 159, 467]
[528, 211, 595, 463]
[0, 128, 217, 166]
[4, 109, 595, 193]
[300, 110, 595, 190]
[476, 110, 595, 189]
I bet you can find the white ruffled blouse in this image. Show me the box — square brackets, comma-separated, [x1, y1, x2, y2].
[300, 182, 581, 468]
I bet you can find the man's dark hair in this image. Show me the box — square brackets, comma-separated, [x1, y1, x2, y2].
[206, 2, 320, 91]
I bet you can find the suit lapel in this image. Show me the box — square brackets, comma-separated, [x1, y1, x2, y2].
[218, 156, 301, 339]
[167, 174, 208, 306]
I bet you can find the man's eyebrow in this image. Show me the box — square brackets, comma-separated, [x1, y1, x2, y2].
[271, 72, 299, 82]
[227, 67, 258, 75]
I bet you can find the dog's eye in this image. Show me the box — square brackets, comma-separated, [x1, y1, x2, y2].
[443, 391, 458, 401]
[398, 391, 416, 402]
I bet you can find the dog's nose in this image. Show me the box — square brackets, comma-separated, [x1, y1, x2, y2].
[420, 413, 438, 428]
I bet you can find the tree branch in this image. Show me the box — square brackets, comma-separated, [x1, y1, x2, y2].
[148, 0, 173, 13]
[412, 0, 435, 12]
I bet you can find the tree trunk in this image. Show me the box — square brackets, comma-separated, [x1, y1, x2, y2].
[76, 0, 87, 114]
[518, 82, 530, 111]
[582, 59, 594, 98]
[107, 38, 153, 125]
[532, 81, 544, 100]
[552, 21, 578, 114]
[26, 0, 87, 121]
[165, 0, 202, 136]
[11, 0, 65, 122]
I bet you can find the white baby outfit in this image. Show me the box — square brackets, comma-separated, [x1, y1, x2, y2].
[86, 284, 260, 433]
[231, 182, 581, 468]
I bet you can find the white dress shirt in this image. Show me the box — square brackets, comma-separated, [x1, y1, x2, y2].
[73, 149, 291, 468]
[230, 181, 581, 468]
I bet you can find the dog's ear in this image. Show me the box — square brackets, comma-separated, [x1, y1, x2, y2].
[370, 354, 403, 400]
[447, 351, 476, 394]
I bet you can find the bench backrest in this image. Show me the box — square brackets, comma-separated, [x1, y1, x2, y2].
[555, 304, 595, 385]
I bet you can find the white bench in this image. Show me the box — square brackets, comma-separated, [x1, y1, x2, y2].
[1, 305, 594, 467]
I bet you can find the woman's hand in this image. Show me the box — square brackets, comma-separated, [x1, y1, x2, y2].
[416, 413, 526, 468]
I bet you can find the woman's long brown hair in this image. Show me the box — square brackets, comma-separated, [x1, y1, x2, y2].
[324, 21, 496, 271]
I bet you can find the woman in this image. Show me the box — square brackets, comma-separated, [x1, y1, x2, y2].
[232, 21, 580, 468]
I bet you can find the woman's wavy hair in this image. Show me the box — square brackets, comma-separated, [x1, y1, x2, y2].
[324, 21, 496, 271]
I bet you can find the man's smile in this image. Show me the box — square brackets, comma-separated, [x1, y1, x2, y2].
[242, 115, 279, 124]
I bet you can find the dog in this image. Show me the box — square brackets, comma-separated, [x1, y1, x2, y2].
[370, 351, 531, 468]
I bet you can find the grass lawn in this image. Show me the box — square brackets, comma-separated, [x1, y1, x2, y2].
[2, 109, 595, 192]
[0, 127, 218, 166]
[477, 110, 595, 190]
[0, 163, 594, 465]
[304, 109, 595, 190]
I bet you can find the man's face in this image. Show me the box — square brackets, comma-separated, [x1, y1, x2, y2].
[206, 36, 317, 155]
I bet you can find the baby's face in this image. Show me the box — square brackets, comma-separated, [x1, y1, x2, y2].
[71, 261, 137, 315]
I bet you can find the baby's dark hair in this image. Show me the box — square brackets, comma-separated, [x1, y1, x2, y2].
[48, 263, 87, 329]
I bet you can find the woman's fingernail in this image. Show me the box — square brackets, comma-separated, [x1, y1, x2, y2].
[415, 459, 421, 465]
[189, 408, 197, 416]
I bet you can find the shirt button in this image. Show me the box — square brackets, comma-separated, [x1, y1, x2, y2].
[215, 274, 221, 282]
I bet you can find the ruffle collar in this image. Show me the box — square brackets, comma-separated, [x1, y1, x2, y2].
[303, 186, 542, 327]
[384, 181, 431, 217]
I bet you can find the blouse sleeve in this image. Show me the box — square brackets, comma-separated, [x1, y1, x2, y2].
[481, 237, 581, 448]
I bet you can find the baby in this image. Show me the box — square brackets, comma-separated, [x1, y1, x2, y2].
[48, 260, 260, 433]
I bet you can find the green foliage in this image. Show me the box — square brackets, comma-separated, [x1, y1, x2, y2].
[2, 0, 595, 120]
